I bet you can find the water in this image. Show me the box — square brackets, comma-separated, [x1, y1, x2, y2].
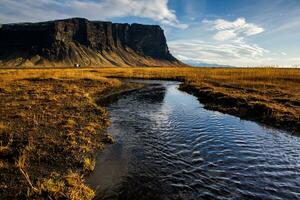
[87, 80, 300, 200]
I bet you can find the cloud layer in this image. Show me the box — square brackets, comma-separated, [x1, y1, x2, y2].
[167, 17, 269, 66]
[0, 0, 187, 28]
[169, 39, 269, 66]
[204, 18, 264, 41]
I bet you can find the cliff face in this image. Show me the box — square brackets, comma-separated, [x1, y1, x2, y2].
[0, 18, 182, 67]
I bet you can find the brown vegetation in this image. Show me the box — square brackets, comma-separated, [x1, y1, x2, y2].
[0, 67, 299, 199]
[95, 67, 300, 133]
[0, 69, 141, 199]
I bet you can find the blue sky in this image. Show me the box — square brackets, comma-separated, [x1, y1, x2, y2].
[0, 0, 299, 66]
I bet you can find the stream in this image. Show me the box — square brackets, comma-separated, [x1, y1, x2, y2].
[87, 80, 300, 200]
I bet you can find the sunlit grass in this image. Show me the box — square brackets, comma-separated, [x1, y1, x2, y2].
[94, 67, 300, 132]
[0, 70, 125, 199]
[0, 66, 299, 199]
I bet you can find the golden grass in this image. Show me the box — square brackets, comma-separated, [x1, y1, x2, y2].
[0, 66, 299, 199]
[0, 69, 130, 199]
[0, 67, 299, 132]
[83, 158, 96, 171]
[64, 171, 95, 200]
[34, 171, 95, 200]
[90, 66, 300, 132]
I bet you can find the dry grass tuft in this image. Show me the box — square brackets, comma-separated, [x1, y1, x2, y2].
[64, 119, 77, 129]
[0, 122, 6, 131]
[65, 171, 95, 200]
[38, 176, 65, 195]
[32, 171, 94, 200]
[83, 157, 96, 172]
[0, 70, 130, 199]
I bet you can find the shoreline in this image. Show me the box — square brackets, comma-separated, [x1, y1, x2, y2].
[179, 83, 300, 134]
[0, 74, 142, 199]
[93, 67, 299, 135]
[95, 82, 145, 106]
[101, 76, 300, 135]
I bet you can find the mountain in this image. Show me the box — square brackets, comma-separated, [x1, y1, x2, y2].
[184, 61, 234, 68]
[0, 18, 184, 67]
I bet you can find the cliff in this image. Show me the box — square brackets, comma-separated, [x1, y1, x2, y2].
[0, 18, 183, 67]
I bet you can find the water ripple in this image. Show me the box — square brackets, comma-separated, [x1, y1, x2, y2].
[88, 80, 300, 200]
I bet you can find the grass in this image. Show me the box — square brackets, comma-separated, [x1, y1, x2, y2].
[0, 66, 299, 199]
[83, 158, 96, 171]
[0, 69, 141, 199]
[94, 67, 300, 133]
[33, 171, 95, 199]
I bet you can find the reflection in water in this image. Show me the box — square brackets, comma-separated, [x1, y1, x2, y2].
[87, 80, 300, 200]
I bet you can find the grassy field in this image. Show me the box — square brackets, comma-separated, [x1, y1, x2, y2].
[0, 67, 299, 199]
[0, 69, 141, 199]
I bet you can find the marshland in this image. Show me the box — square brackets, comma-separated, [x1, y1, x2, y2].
[0, 67, 299, 199]
[1, 0, 300, 199]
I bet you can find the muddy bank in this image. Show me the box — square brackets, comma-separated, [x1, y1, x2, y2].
[96, 82, 144, 106]
[93, 67, 299, 135]
[180, 83, 300, 134]
[103, 76, 300, 135]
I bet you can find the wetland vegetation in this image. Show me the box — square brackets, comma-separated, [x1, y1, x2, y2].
[0, 67, 299, 199]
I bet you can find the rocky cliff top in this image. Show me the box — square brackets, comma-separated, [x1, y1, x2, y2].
[0, 18, 183, 67]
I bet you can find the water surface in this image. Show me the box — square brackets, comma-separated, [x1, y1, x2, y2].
[87, 80, 300, 200]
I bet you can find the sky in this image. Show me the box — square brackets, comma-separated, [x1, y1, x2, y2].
[0, 0, 299, 67]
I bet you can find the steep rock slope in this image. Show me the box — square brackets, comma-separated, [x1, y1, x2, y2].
[0, 18, 183, 67]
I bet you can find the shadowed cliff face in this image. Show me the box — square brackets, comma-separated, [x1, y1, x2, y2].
[0, 18, 182, 67]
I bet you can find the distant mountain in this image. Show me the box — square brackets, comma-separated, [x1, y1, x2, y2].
[184, 61, 234, 68]
[0, 18, 184, 67]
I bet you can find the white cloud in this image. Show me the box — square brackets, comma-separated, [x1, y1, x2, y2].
[0, 0, 188, 28]
[213, 30, 237, 41]
[281, 52, 287, 56]
[214, 18, 246, 30]
[243, 23, 264, 35]
[204, 17, 264, 41]
[169, 38, 269, 66]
